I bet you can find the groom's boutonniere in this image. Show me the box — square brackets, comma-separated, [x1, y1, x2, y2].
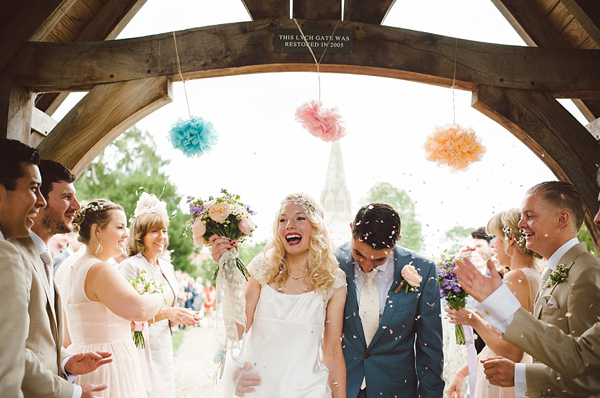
[394, 264, 422, 293]
[547, 264, 569, 288]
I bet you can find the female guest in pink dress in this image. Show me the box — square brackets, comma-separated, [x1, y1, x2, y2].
[65, 199, 164, 397]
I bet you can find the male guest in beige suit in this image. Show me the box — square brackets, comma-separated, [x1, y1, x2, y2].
[0, 138, 46, 398]
[11, 159, 111, 398]
[455, 181, 600, 397]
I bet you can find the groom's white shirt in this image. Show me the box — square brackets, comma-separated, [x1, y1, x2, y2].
[353, 253, 394, 317]
[30, 231, 82, 398]
[475, 237, 579, 398]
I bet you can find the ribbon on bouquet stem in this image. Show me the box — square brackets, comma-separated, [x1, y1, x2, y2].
[133, 321, 167, 396]
[214, 248, 248, 374]
[464, 325, 477, 397]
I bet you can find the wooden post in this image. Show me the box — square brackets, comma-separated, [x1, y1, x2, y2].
[37, 76, 172, 176]
[0, 78, 36, 145]
[473, 85, 600, 252]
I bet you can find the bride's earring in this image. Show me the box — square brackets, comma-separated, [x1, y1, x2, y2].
[95, 241, 103, 255]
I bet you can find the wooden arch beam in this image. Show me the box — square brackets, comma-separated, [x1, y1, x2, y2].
[37, 76, 172, 176]
[8, 19, 600, 96]
[472, 85, 600, 251]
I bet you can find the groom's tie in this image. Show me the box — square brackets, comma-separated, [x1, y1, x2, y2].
[360, 269, 380, 346]
[539, 267, 552, 291]
[40, 250, 55, 307]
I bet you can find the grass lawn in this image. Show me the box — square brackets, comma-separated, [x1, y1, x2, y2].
[172, 327, 189, 354]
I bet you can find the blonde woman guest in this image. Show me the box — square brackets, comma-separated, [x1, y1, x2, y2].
[211, 193, 347, 398]
[65, 199, 164, 397]
[119, 193, 198, 398]
[445, 209, 541, 398]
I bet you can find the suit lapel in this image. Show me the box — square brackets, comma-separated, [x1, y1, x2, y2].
[534, 243, 587, 319]
[343, 257, 368, 347]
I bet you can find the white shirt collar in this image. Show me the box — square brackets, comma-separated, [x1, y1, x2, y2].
[30, 231, 48, 256]
[354, 250, 394, 276]
[0, 230, 4, 241]
[546, 237, 579, 270]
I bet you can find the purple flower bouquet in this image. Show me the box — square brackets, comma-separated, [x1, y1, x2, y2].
[438, 253, 469, 345]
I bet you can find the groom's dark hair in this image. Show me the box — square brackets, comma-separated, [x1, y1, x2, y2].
[352, 202, 401, 250]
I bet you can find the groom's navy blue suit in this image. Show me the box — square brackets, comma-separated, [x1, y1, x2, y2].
[337, 242, 444, 398]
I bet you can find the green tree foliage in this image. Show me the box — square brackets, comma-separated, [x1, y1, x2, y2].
[364, 182, 423, 252]
[74, 126, 197, 274]
[444, 225, 474, 241]
[577, 223, 597, 256]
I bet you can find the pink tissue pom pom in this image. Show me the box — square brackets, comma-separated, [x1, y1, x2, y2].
[295, 101, 346, 142]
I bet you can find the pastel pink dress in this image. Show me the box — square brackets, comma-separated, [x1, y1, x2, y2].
[66, 257, 147, 398]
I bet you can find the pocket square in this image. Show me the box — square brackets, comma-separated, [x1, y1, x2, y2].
[541, 295, 558, 310]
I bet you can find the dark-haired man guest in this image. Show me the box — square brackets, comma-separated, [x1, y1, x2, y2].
[11, 159, 111, 398]
[337, 202, 444, 397]
[0, 138, 46, 397]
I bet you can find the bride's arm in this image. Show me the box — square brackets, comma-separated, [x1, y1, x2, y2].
[323, 286, 347, 398]
[238, 276, 261, 338]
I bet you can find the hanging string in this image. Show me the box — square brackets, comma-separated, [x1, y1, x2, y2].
[451, 37, 458, 124]
[293, 18, 341, 102]
[172, 31, 192, 118]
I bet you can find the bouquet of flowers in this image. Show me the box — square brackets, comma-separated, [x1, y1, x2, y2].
[128, 269, 166, 349]
[187, 189, 256, 364]
[438, 252, 469, 345]
[187, 189, 255, 279]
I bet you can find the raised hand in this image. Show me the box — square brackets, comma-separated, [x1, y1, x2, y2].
[65, 351, 112, 375]
[209, 234, 239, 263]
[81, 383, 108, 398]
[481, 356, 515, 387]
[445, 306, 479, 327]
[233, 362, 261, 397]
[453, 258, 502, 302]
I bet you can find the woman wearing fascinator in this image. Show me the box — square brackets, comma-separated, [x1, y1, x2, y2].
[445, 209, 541, 398]
[211, 193, 347, 398]
[65, 199, 164, 397]
[119, 193, 200, 398]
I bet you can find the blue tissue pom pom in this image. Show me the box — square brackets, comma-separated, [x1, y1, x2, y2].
[168, 116, 218, 157]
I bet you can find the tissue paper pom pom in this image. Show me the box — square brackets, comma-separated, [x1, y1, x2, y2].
[296, 100, 346, 142]
[424, 123, 486, 172]
[169, 116, 218, 157]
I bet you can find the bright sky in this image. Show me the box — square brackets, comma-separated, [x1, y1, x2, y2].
[54, 0, 588, 256]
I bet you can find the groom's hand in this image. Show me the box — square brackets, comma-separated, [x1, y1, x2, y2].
[233, 362, 261, 397]
[65, 351, 112, 375]
[453, 258, 502, 302]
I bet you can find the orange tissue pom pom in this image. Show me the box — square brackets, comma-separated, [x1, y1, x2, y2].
[423, 123, 486, 172]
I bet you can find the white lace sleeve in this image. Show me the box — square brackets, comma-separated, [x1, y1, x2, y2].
[247, 254, 268, 285]
[333, 268, 347, 291]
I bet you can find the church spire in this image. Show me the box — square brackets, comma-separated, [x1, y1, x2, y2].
[321, 141, 352, 245]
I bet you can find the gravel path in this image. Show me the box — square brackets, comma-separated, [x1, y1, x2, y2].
[175, 325, 218, 398]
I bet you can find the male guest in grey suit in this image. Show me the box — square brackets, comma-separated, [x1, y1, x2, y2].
[455, 181, 600, 397]
[337, 203, 444, 397]
[0, 138, 46, 398]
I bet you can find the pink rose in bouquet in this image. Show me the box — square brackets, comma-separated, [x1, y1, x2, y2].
[209, 202, 231, 222]
[239, 218, 255, 235]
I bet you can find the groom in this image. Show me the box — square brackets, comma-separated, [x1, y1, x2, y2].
[336, 203, 444, 397]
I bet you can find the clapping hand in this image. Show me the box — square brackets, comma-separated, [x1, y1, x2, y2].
[481, 356, 516, 387]
[65, 351, 112, 375]
[445, 306, 478, 327]
[233, 362, 261, 397]
[81, 383, 108, 398]
[453, 258, 502, 302]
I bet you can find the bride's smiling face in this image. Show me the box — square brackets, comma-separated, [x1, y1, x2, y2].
[277, 201, 312, 256]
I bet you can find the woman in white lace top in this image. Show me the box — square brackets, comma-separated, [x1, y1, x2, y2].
[211, 193, 347, 398]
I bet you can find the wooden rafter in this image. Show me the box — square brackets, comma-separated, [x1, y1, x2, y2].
[0, 0, 75, 73]
[473, 85, 600, 251]
[293, 0, 340, 20]
[241, 0, 289, 20]
[7, 20, 600, 97]
[561, 0, 600, 47]
[37, 76, 172, 176]
[343, 0, 395, 24]
[492, 0, 600, 121]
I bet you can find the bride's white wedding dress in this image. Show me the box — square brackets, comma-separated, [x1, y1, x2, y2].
[218, 254, 346, 397]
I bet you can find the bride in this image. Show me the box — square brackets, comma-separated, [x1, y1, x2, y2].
[211, 193, 347, 397]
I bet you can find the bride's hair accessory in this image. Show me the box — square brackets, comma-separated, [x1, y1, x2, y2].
[501, 225, 526, 247]
[72, 200, 115, 233]
[134, 192, 168, 219]
[292, 195, 316, 214]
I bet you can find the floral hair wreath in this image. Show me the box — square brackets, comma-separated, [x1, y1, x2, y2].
[501, 225, 526, 247]
[292, 196, 316, 214]
[72, 200, 115, 233]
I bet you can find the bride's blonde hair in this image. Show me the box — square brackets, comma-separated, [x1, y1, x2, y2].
[262, 193, 338, 295]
